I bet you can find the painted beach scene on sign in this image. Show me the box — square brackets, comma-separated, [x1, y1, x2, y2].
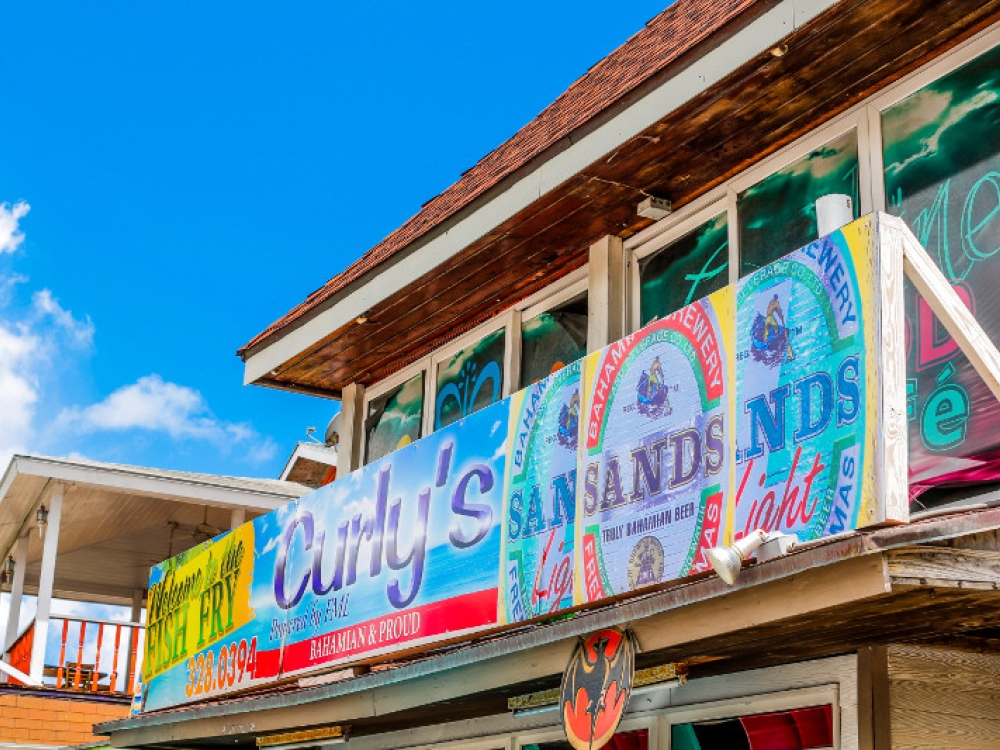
[576, 287, 733, 604]
[734, 217, 877, 543]
[500, 361, 581, 623]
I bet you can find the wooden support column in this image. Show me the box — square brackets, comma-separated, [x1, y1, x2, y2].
[30, 483, 63, 682]
[587, 235, 626, 353]
[2, 534, 30, 678]
[336, 382, 366, 477]
[125, 587, 144, 693]
[897, 216, 1000, 405]
[872, 214, 909, 525]
[230, 507, 246, 529]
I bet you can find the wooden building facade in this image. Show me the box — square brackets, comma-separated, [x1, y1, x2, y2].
[100, 1, 1000, 748]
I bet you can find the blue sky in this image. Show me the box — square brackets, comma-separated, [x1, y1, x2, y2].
[0, 2, 670, 479]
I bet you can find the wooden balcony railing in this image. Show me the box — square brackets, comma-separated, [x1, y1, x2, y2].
[4, 616, 143, 696]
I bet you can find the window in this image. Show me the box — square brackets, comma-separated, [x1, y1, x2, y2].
[434, 327, 507, 431]
[520, 292, 588, 389]
[671, 706, 833, 750]
[638, 212, 729, 326]
[881, 40, 1000, 490]
[364, 372, 425, 464]
[738, 129, 860, 276]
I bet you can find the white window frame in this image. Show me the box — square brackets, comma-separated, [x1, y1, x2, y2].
[359, 269, 591, 464]
[624, 191, 730, 333]
[514, 713, 659, 750]
[407, 735, 514, 750]
[360, 357, 432, 465]
[866, 21, 1000, 212]
[623, 105, 872, 334]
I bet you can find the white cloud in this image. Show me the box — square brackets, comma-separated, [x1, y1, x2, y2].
[57, 374, 273, 458]
[0, 325, 41, 469]
[31, 289, 95, 347]
[0, 202, 30, 255]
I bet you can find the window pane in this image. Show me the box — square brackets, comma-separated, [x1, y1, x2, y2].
[671, 705, 833, 750]
[364, 372, 424, 464]
[738, 130, 859, 276]
[640, 212, 728, 326]
[882, 43, 1000, 494]
[434, 328, 506, 430]
[520, 293, 588, 388]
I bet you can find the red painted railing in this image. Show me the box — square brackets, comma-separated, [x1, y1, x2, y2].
[5, 622, 33, 684]
[50, 616, 143, 694]
[4, 616, 143, 695]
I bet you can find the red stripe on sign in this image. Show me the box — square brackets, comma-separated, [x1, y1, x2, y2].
[690, 490, 725, 574]
[281, 588, 499, 674]
[582, 533, 605, 602]
[254, 646, 281, 680]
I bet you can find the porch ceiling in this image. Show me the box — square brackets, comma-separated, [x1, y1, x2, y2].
[0, 456, 309, 605]
[248, 0, 1000, 398]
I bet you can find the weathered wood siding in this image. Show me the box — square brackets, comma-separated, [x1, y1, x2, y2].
[884, 644, 1000, 749]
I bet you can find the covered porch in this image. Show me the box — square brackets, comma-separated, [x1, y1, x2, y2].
[0, 455, 309, 698]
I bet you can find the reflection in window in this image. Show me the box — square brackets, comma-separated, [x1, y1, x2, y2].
[882, 43, 1000, 495]
[364, 373, 424, 464]
[671, 705, 833, 750]
[640, 213, 728, 326]
[435, 328, 506, 430]
[738, 130, 859, 276]
[520, 294, 588, 389]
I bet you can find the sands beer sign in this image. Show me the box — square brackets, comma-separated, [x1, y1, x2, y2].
[140, 216, 904, 712]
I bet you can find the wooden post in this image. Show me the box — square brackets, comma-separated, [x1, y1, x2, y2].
[587, 235, 626, 352]
[124, 587, 143, 693]
[230, 507, 246, 529]
[872, 214, 909, 525]
[3, 534, 30, 657]
[30, 483, 63, 683]
[336, 382, 366, 476]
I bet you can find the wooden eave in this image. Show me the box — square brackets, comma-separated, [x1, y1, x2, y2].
[243, 0, 1000, 399]
[99, 508, 1000, 749]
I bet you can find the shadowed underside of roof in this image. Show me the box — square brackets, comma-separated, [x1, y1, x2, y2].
[239, 0, 760, 356]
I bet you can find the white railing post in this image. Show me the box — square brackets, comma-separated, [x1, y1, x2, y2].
[4, 534, 30, 653]
[30, 484, 63, 682]
[1, 534, 31, 682]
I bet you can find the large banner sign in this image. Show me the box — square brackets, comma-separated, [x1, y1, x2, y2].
[576, 288, 733, 604]
[733, 220, 879, 542]
[500, 362, 580, 623]
[143, 517, 273, 711]
[141, 400, 509, 711]
[144, 216, 903, 711]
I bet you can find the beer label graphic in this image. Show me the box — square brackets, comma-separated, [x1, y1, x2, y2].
[501, 362, 580, 622]
[734, 218, 877, 543]
[577, 287, 733, 603]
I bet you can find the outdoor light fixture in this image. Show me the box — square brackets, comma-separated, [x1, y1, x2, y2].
[355, 313, 368, 325]
[770, 43, 789, 58]
[3, 555, 14, 580]
[705, 529, 798, 585]
[257, 725, 349, 749]
[36, 505, 48, 539]
[637, 196, 673, 220]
